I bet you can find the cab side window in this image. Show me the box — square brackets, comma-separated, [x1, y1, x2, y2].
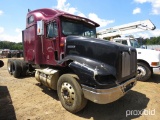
[47, 22, 58, 38]
[115, 40, 121, 43]
[122, 40, 127, 45]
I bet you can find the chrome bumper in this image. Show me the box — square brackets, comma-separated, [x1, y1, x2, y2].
[82, 78, 137, 104]
[153, 67, 160, 74]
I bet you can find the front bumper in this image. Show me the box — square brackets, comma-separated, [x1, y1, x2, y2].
[82, 78, 136, 104]
[153, 67, 160, 74]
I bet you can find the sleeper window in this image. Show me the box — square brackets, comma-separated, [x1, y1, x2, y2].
[28, 16, 34, 24]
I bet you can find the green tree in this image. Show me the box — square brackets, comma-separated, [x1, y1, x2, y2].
[144, 36, 160, 45]
[0, 41, 23, 50]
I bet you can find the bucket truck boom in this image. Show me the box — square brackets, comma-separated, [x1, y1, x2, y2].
[97, 19, 156, 39]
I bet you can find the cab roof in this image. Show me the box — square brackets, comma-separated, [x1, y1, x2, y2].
[26, 8, 99, 28]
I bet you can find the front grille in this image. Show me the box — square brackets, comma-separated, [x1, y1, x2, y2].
[131, 51, 137, 73]
[121, 52, 131, 77]
[121, 51, 137, 78]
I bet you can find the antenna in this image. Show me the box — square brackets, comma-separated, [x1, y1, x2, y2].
[28, 9, 31, 12]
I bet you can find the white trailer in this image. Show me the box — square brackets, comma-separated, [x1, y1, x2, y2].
[97, 19, 160, 81]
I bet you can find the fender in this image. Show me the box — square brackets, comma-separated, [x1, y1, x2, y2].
[59, 55, 117, 89]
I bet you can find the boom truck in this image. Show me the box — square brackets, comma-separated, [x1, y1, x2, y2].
[7, 8, 137, 113]
[97, 20, 160, 81]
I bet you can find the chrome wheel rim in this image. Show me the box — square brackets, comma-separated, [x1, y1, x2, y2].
[61, 82, 75, 106]
[137, 66, 146, 77]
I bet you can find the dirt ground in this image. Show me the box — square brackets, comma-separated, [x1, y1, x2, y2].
[0, 58, 160, 120]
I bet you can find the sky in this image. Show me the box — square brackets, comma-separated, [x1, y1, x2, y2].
[0, 0, 160, 43]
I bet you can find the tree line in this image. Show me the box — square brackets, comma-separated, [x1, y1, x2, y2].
[123, 35, 160, 45]
[0, 41, 23, 50]
[142, 36, 160, 45]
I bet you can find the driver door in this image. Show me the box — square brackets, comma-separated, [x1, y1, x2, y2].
[45, 21, 59, 65]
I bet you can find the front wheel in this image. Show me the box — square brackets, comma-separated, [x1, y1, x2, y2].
[136, 62, 151, 81]
[57, 74, 87, 113]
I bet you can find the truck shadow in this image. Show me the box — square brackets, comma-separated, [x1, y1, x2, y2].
[0, 86, 17, 120]
[76, 90, 150, 120]
[37, 83, 149, 120]
[35, 83, 59, 101]
[147, 74, 160, 83]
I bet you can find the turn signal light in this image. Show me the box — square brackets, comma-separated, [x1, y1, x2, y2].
[60, 43, 64, 47]
[151, 62, 159, 66]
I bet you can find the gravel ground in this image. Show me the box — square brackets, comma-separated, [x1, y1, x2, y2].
[0, 58, 160, 120]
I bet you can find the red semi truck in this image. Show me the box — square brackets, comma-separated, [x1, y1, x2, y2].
[7, 8, 137, 113]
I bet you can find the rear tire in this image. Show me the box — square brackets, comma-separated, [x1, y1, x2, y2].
[7, 59, 14, 75]
[18, 60, 28, 77]
[12, 60, 22, 78]
[57, 74, 87, 113]
[136, 62, 151, 81]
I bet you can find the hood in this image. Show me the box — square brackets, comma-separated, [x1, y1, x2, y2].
[64, 36, 137, 83]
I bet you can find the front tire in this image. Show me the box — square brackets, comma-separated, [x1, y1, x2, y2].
[57, 74, 87, 113]
[136, 62, 151, 81]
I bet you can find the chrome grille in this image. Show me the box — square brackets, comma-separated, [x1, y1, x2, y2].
[121, 50, 136, 78]
[122, 52, 131, 77]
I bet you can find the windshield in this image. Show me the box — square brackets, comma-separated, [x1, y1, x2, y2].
[61, 20, 96, 38]
[130, 39, 140, 48]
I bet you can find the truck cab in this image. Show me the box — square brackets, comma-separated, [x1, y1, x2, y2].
[112, 37, 160, 81]
[23, 8, 99, 66]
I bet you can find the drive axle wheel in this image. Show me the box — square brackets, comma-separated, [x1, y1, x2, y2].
[12, 60, 22, 78]
[136, 62, 151, 82]
[57, 74, 87, 113]
[7, 59, 14, 75]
